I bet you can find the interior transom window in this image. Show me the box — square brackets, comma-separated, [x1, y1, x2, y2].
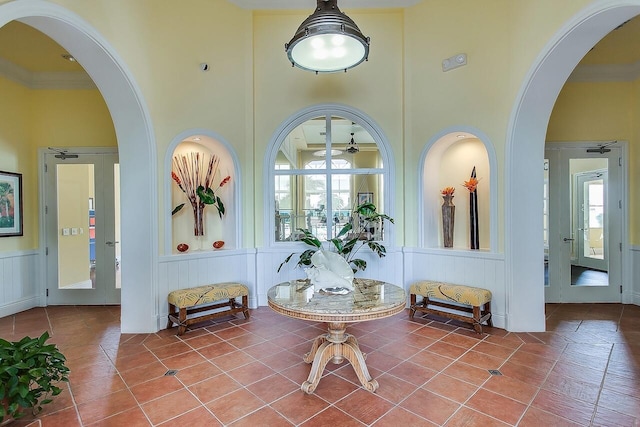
[274, 114, 385, 242]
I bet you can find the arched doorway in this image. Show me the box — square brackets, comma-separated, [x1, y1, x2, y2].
[507, 3, 640, 331]
[0, 0, 158, 332]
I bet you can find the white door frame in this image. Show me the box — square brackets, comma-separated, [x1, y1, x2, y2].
[42, 148, 120, 305]
[545, 141, 626, 303]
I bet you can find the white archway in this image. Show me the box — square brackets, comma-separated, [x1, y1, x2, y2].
[0, 1, 158, 332]
[507, 2, 640, 331]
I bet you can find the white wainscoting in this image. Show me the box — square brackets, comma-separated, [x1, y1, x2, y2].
[0, 250, 41, 318]
[630, 246, 640, 305]
[403, 248, 506, 329]
[157, 248, 257, 330]
[5, 245, 637, 331]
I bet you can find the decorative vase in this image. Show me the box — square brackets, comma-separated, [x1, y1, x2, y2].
[441, 194, 455, 248]
[469, 167, 479, 250]
[191, 201, 205, 236]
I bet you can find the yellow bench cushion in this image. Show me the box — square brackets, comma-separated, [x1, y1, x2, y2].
[410, 281, 491, 306]
[168, 283, 249, 309]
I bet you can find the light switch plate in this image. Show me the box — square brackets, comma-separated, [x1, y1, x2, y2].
[71, 228, 78, 235]
[62, 228, 70, 236]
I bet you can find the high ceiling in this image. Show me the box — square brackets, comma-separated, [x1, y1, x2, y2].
[0, 9, 639, 77]
[581, 17, 640, 65]
[0, 21, 84, 73]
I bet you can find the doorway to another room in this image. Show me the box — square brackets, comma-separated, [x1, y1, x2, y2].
[544, 143, 624, 303]
[44, 149, 121, 305]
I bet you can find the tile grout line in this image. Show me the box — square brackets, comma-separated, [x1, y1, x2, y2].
[588, 342, 615, 426]
[440, 337, 524, 426]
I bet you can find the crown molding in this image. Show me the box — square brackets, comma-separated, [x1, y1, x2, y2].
[0, 57, 96, 89]
[568, 61, 640, 82]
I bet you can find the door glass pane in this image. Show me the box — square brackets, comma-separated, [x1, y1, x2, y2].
[583, 179, 604, 260]
[543, 159, 549, 286]
[114, 163, 121, 289]
[569, 158, 608, 287]
[57, 164, 95, 289]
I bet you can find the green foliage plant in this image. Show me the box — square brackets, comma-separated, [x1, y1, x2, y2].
[278, 202, 394, 274]
[0, 332, 70, 422]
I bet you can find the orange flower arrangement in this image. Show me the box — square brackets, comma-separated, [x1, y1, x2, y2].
[462, 177, 479, 192]
[441, 186, 455, 196]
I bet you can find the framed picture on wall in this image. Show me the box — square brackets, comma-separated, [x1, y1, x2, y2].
[0, 170, 23, 237]
[357, 192, 373, 205]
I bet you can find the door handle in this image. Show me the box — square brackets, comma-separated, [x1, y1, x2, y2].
[563, 238, 574, 242]
[105, 241, 120, 247]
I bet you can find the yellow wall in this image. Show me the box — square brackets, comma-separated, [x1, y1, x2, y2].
[402, 0, 593, 249]
[3, 0, 621, 255]
[635, 79, 640, 242]
[253, 8, 404, 246]
[0, 76, 33, 249]
[547, 80, 638, 243]
[50, 0, 255, 247]
[0, 74, 115, 252]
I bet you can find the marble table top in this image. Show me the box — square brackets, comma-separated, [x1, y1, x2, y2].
[267, 278, 407, 323]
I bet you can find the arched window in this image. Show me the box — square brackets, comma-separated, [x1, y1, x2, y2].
[268, 106, 393, 246]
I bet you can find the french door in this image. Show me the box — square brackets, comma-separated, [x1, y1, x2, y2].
[45, 150, 121, 305]
[545, 144, 622, 303]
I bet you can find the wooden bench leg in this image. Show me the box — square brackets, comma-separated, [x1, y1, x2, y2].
[484, 302, 493, 327]
[178, 307, 187, 336]
[167, 302, 175, 329]
[409, 294, 417, 319]
[472, 305, 482, 334]
[242, 295, 250, 319]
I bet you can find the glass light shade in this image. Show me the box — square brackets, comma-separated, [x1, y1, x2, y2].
[285, 0, 370, 73]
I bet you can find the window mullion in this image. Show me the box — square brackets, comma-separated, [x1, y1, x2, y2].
[326, 115, 333, 240]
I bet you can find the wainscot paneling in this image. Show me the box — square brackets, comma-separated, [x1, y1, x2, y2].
[631, 246, 640, 305]
[0, 250, 40, 318]
[403, 248, 506, 329]
[157, 248, 256, 330]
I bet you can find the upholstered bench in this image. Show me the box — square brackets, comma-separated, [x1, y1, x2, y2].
[409, 281, 492, 333]
[167, 283, 250, 335]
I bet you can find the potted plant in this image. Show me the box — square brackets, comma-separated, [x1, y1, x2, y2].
[278, 202, 394, 274]
[0, 331, 70, 424]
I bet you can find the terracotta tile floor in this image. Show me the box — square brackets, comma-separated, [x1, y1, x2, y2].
[1, 303, 639, 426]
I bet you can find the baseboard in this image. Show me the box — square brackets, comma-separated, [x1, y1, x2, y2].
[0, 297, 41, 319]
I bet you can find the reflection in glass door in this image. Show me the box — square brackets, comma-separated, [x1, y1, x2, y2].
[45, 151, 120, 305]
[576, 170, 607, 272]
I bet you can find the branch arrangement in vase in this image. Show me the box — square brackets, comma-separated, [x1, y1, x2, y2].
[171, 152, 230, 236]
[277, 202, 394, 274]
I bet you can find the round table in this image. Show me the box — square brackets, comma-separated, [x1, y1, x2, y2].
[267, 278, 406, 393]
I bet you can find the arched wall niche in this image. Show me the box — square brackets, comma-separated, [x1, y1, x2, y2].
[164, 129, 241, 255]
[419, 127, 498, 252]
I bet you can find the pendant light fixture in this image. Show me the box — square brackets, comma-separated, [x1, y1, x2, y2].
[345, 132, 359, 154]
[285, 0, 370, 73]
